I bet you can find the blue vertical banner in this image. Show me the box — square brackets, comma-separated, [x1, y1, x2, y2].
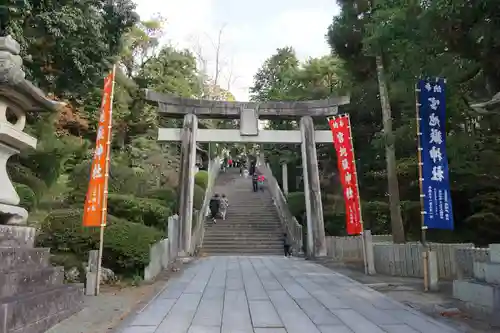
[417, 78, 454, 230]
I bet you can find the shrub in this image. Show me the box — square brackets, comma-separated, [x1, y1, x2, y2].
[362, 200, 391, 234]
[194, 170, 209, 190]
[67, 160, 151, 203]
[14, 183, 37, 211]
[193, 184, 205, 210]
[8, 163, 47, 202]
[37, 208, 164, 275]
[287, 192, 306, 220]
[107, 194, 170, 230]
[144, 187, 177, 210]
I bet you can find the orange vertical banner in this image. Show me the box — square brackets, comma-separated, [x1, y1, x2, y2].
[83, 68, 116, 227]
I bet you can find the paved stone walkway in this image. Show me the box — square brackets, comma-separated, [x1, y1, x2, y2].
[118, 256, 461, 333]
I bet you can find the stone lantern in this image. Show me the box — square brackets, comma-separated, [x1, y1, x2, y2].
[0, 35, 61, 225]
[0, 35, 83, 333]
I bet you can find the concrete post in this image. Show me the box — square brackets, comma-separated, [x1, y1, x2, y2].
[85, 250, 99, 296]
[168, 215, 179, 260]
[282, 163, 289, 196]
[177, 114, 198, 255]
[428, 250, 439, 291]
[364, 230, 376, 275]
[300, 116, 327, 258]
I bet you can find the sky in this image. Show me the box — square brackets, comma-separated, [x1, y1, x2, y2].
[133, 0, 340, 101]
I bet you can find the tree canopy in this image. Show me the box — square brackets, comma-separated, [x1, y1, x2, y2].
[249, 0, 500, 244]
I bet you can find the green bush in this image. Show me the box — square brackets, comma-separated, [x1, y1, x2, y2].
[37, 209, 164, 275]
[194, 171, 209, 190]
[14, 183, 37, 211]
[8, 163, 47, 202]
[193, 184, 205, 210]
[107, 194, 170, 230]
[145, 187, 177, 210]
[50, 253, 86, 282]
[362, 200, 391, 234]
[287, 192, 306, 220]
[67, 161, 151, 204]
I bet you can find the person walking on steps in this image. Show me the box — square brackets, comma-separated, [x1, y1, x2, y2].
[252, 173, 259, 192]
[219, 194, 229, 220]
[258, 174, 265, 191]
[283, 233, 292, 257]
[209, 193, 220, 223]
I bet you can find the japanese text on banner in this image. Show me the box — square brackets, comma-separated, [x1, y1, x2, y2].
[83, 70, 115, 227]
[329, 115, 363, 235]
[417, 78, 454, 230]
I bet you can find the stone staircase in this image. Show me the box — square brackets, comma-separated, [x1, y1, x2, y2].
[201, 169, 284, 255]
[0, 225, 83, 333]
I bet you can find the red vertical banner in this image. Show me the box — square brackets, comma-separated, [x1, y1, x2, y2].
[82, 68, 115, 227]
[329, 115, 363, 235]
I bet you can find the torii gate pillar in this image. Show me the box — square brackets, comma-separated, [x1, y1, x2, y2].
[146, 91, 350, 258]
[300, 116, 327, 257]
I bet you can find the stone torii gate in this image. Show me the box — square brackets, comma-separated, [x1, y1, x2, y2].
[144, 91, 350, 258]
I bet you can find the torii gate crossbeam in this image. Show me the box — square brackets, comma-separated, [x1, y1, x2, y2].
[145, 91, 350, 259]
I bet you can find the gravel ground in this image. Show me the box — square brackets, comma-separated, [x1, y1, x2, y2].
[46, 261, 188, 333]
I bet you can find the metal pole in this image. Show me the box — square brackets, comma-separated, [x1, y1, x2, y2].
[345, 114, 369, 275]
[415, 83, 429, 292]
[95, 65, 116, 295]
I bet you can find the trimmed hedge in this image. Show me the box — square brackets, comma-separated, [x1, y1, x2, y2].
[145, 187, 177, 210]
[67, 161, 151, 204]
[194, 170, 209, 190]
[8, 164, 47, 202]
[193, 184, 205, 210]
[107, 194, 170, 230]
[14, 183, 37, 211]
[37, 209, 164, 275]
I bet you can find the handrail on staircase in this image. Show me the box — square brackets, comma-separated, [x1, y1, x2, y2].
[190, 157, 222, 255]
[256, 156, 303, 255]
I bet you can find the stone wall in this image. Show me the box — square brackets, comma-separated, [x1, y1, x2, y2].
[325, 235, 474, 280]
[373, 242, 473, 279]
[454, 247, 490, 279]
[144, 239, 170, 282]
[325, 236, 364, 263]
[143, 215, 181, 282]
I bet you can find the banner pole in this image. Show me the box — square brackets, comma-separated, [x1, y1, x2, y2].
[95, 65, 116, 295]
[346, 114, 368, 275]
[415, 82, 429, 292]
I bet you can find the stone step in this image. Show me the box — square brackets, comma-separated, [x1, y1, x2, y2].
[205, 229, 282, 234]
[224, 205, 276, 209]
[202, 243, 283, 250]
[0, 225, 36, 248]
[204, 233, 284, 239]
[0, 266, 64, 298]
[204, 222, 282, 227]
[0, 284, 83, 333]
[201, 252, 284, 256]
[201, 249, 284, 255]
[204, 235, 283, 241]
[221, 211, 278, 216]
[214, 219, 281, 222]
[205, 224, 282, 229]
[203, 239, 283, 246]
[0, 248, 50, 272]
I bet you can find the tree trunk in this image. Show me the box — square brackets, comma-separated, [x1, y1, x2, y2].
[375, 54, 405, 243]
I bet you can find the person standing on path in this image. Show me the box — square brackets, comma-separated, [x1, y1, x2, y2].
[283, 233, 291, 257]
[252, 173, 259, 192]
[219, 194, 229, 220]
[209, 193, 220, 223]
